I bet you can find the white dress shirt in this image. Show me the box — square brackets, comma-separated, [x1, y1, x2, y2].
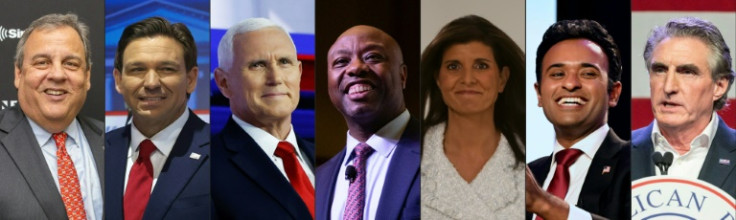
[651, 112, 718, 178]
[124, 109, 188, 193]
[232, 115, 315, 186]
[30, 118, 103, 220]
[535, 124, 610, 220]
[330, 110, 410, 220]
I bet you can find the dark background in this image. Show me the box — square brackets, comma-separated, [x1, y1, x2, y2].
[315, 0, 421, 165]
[0, 0, 105, 121]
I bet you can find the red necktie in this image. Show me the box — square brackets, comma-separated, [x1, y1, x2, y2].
[343, 143, 374, 220]
[274, 141, 315, 219]
[54, 132, 87, 220]
[124, 139, 156, 220]
[536, 148, 583, 220]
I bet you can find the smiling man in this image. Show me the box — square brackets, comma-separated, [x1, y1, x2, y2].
[631, 17, 736, 199]
[106, 17, 209, 220]
[0, 13, 103, 220]
[211, 18, 315, 219]
[526, 20, 630, 220]
[315, 25, 420, 220]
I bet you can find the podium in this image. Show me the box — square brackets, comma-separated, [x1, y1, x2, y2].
[632, 176, 736, 219]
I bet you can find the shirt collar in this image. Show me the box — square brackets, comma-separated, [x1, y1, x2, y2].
[27, 117, 81, 149]
[130, 109, 189, 157]
[651, 112, 718, 152]
[345, 110, 410, 164]
[553, 124, 609, 161]
[232, 115, 299, 157]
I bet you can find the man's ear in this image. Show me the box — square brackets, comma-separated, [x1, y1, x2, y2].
[609, 81, 622, 107]
[534, 82, 542, 107]
[214, 67, 231, 99]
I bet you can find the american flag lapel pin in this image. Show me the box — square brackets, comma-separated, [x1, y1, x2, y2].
[719, 158, 731, 166]
[190, 152, 201, 160]
[602, 166, 611, 175]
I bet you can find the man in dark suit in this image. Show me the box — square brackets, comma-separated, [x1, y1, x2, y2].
[631, 17, 736, 199]
[105, 17, 209, 220]
[526, 20, 630, 220]
[316, 25, 420, 220]
[211, 18, 315, 219]
[0, 13, 103, 220]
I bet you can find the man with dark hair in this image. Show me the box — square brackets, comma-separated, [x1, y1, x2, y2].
[526, 19, 630, 220]
[632, 17, 736, 198]
[316, 25, 420, 219]
[0, 13, 103, 220]
[106, 17, 209, 220]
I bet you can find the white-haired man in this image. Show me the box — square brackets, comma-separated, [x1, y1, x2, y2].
[211, 18, 314, 219]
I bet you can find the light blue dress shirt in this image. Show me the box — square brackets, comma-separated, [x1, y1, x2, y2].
[28, 118, 103, 220]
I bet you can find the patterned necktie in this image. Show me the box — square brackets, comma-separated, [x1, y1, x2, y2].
[343, 143, 375, 220]
[124, 139, 156, 220]
[54, 132, 87, 220]
[274, 141, 315, 219]
[535, 149, 583, 220]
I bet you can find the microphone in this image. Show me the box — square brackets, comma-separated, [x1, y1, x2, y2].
[652, 152, 665, 175]
[662, 152, 674, 175]
[345, 165, 357, 184]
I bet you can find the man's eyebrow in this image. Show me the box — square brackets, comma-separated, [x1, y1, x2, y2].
[545, 63, 564, 72]
[30, 54, 51, 61]
[675, 64, 700, 73]
[650, 62, 667, 69]
[580, 63, 601, 71]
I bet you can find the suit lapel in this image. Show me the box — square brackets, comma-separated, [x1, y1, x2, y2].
[78, 116, 105, 193]
[698, 119, 736, 188]
[105, 124, 132, 220]
[144, 111, 209, 219]
[631, 123, 655, 179]
[0, 107, 67, 219]
[529, 156, 552, 186]
[296, 135, 316, 172]
[222, 117, 309, 219]
[376, 118, 421, 219]
[578, 130, 625, 213]
[316, 149, 345, 220]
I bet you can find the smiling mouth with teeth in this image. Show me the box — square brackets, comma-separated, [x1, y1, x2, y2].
[45, 89, 66, 96]
[557, 97, 586, 106]
[347, 84, 374, 95]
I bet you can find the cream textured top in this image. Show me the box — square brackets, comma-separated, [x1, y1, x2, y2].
[421, 122, 524, 219]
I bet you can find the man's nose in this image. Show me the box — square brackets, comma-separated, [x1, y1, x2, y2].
[562, 73, 581, 91]
[346, 59, 369, 77]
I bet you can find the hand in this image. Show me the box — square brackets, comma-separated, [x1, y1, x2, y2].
[525, 165, 569, 220]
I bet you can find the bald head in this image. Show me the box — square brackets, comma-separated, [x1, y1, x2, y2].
[329, 25, 404, 65]
[326, 25, 408, 140]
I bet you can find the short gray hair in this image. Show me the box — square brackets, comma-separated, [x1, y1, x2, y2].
[15, 13, 91, 70]
[643, 16, 735, 110]
[217, 17, 295, 70]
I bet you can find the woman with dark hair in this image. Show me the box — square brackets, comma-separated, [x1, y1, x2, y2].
[420, 15, 525, 218]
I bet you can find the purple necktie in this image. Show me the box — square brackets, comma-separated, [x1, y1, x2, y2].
[343, 143, 374, 220]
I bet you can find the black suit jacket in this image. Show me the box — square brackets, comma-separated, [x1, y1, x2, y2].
[105, 110, 210, 220]
[211, 116, 315, 219]
[315, 118, 421, 220]
[527, 130, 631, 220]
[632, 117, 736, 198]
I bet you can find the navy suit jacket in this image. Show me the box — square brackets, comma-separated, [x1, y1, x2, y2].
[527, 130, 631, 220]
[105, 110, 210, 220]
[211, 117, 315, 219]
[632, 116, 736, 198]
[315, 118, 421, 220]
